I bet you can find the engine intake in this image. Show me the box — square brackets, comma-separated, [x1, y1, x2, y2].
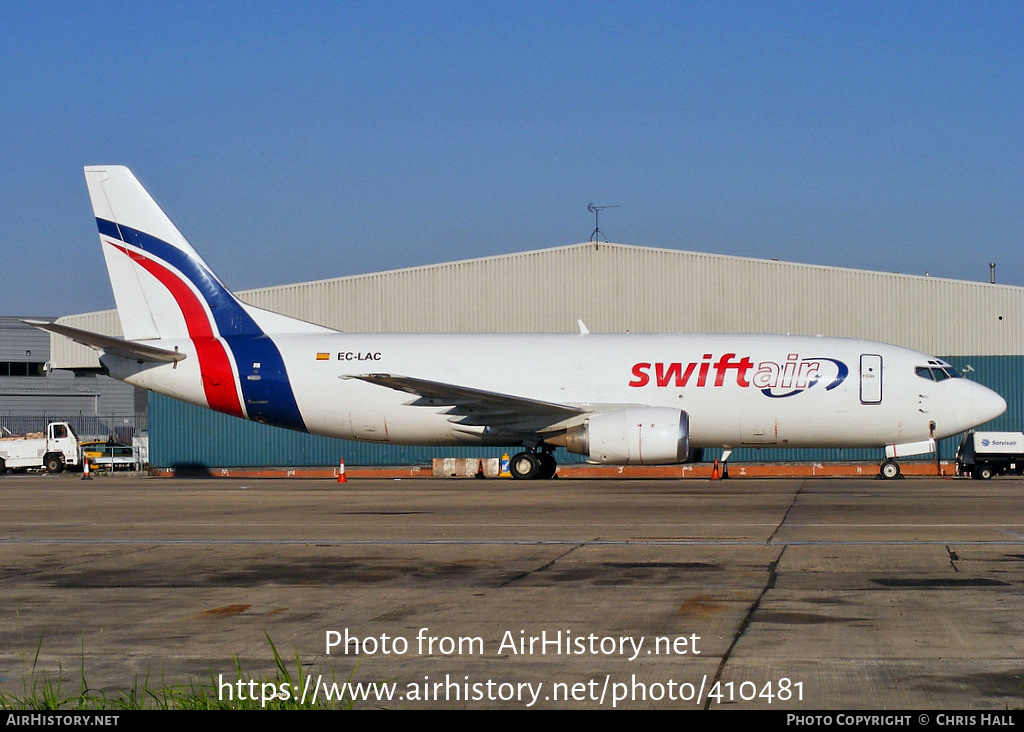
[548, 407, 689, 464]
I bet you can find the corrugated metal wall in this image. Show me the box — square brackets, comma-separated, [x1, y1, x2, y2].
[0, 317, 50, 361]
[148, 392, 584, 468]
[211, 243, 1024, 355]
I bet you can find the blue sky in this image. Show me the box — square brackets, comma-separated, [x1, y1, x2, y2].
[3, 1, 1022, 317]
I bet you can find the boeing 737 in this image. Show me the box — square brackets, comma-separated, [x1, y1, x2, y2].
[31, 166, 1007, 479]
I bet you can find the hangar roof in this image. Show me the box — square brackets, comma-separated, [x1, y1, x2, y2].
[52, 242, 1024, 368]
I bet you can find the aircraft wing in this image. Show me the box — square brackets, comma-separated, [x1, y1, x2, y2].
[23, 320, 187, 364]
[342, 373, 585, 430]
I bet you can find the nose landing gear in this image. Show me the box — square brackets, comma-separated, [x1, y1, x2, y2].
[879, 459, 902, 480]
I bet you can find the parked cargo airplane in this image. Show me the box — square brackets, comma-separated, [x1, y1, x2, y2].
[32, 166, 1007, 479]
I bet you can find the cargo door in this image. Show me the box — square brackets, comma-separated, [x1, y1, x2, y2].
[348, 412, 391, 442]
[860, 354, 882, 404]
[741, 415, 777, 444]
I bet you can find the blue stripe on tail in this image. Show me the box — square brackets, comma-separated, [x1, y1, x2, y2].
[97, 217, 308, 432]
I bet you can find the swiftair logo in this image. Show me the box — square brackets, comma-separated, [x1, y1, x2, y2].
[629, 353, 848, 398]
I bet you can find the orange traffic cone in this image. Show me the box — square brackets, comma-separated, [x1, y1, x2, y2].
[475, 460, 486, 479]
[81, 457, 92, 481]
[337, 458, 347, 483]
[711, 459, 720, 480]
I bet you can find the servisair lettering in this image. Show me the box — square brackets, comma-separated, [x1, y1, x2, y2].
[629, 353, 848, 397]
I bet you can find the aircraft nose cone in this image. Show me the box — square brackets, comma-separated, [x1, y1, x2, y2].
[973, 384, 1007, 426]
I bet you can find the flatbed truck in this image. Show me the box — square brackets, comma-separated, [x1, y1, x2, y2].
[0, 422, 82, 473]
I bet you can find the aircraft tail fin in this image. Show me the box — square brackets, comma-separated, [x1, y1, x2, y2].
[85, 165, 306, 342]
[84, 166, 322, 432]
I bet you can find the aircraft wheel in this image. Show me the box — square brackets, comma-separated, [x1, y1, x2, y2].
[879, 459, 901, 480]
[44, 454, 65, 474]
[510, 452, 542, 480]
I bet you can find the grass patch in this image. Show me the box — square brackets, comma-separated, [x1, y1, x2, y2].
[0, 634, 359, 710]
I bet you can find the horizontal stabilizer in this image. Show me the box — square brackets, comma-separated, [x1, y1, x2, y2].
[23, 320, 186, 364]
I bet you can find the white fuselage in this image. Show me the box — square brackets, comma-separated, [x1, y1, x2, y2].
[103, 331, 1005, 451]
[77, 165, 1007, 467]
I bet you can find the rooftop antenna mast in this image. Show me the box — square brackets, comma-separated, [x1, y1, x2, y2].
[588, 203, 619, 244]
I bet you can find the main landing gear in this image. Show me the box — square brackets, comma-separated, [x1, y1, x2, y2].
[509, 447, 558, 480]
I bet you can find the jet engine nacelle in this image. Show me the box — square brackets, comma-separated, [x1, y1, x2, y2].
[550, 407, 689, 465]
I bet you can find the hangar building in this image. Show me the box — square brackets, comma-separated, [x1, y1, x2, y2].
[49, 242, 1024, 469]
[0, 317, 139, 441]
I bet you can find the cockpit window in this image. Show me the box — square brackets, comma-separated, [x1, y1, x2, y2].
[915, 365, 961, 381]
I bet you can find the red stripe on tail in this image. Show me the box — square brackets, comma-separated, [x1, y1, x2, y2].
[108, 242, 245, 418]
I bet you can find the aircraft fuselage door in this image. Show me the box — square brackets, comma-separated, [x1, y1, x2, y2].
[741, 415, 777, 444]
[860, 354, 882, 404]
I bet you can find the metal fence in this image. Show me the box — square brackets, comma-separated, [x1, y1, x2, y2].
[0, 415, 144, 445]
